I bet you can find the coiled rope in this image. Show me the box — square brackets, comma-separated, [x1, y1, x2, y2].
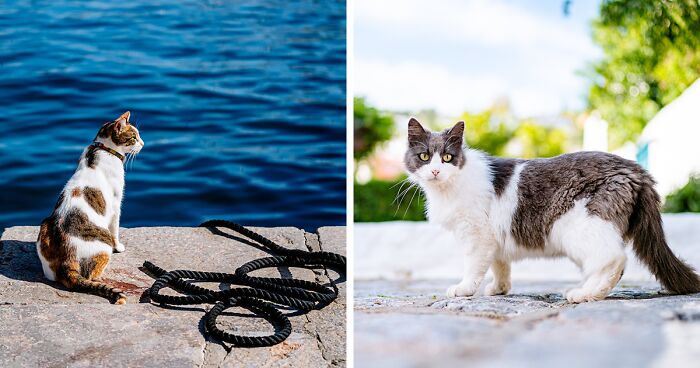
[142, 220, 346, 347]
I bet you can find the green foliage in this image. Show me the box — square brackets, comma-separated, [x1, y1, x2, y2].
[513, 121, 567, 158]
[459, 110, 514, 156]
[665, 176, 700, 213]
[588, 0, 700, 147]
[354, 178, 426, 222]
[457, 110, 567, 159]
[354, 97, 395, 160]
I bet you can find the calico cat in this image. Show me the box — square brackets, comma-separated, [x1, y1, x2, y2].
[404, 117, 700, 303]
[36, 111, 144, 304]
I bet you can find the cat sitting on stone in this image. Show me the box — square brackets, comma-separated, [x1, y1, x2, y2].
[37, 111, 144, 304]
[404, 117, 699, 303]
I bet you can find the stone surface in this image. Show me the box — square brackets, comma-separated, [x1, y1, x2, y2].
[305, 226, 347, 366]
[0, 225, 346, 367]
[355, 218, 700, 367]
[355, 279, 700, 368]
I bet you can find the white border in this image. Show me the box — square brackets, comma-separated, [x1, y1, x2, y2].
[345, 0, 355, 366]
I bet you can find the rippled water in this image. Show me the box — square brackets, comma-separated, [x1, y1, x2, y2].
[0, 1, 346, 232]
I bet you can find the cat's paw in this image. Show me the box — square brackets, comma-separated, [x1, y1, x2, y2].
[446, 282, 477, 298]
[565, 288, 604, 303]
[484, 280, 510, 296]
[114, 242, 126, 253]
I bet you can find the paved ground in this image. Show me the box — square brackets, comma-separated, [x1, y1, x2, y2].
[0, 225, 346, 367]
[355, 217, 700, 367]
[355, 279, 700, 368]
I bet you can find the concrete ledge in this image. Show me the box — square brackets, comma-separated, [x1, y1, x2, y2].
[0, 225, 346, 367]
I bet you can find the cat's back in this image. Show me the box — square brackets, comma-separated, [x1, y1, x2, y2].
[524, 151, 645, 178]
[517, 150, 651, 202]
[509, 151, 653, 249]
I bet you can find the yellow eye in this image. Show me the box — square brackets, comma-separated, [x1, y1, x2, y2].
[419, 152, 430, 161]
[442, 153, 453, 162]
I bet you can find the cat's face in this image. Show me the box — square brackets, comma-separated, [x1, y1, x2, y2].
[404, 118, 465, 186]
[95, 111, 145, 154]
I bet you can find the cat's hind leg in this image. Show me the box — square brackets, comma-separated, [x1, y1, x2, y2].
[86, 252, 111, 280]
[556, 211, 626, 303]
[484, 259, 511, 296]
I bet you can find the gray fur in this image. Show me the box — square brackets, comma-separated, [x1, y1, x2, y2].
[404, 119, 465, 172]
[511, 152, 646, 249]
[487, 157, 522, 196]
[406, 118, 700, 295]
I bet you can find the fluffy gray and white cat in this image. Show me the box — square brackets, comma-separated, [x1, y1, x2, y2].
[404, 118, 700, 303]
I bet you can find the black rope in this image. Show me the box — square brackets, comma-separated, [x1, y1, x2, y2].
[142, 220, 346, 347]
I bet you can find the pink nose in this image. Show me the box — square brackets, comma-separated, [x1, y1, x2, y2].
[431, 169, 440, 177]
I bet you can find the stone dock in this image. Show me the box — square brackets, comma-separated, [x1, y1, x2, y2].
[0, 225, 346, 367]
[355, 218, 700, 368]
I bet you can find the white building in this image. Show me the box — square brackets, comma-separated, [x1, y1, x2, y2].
[638, 79, 700, 197]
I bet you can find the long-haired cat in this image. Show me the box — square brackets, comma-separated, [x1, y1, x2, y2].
[37, 111, 144, 304]
[404, 117, 700, 303]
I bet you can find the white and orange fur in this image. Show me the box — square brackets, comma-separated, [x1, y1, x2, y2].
[37, 111, 144, 303]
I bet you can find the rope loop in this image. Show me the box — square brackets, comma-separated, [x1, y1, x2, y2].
[143, 220, 345, 347]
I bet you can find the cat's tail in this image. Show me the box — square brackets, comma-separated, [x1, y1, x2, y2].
[628, 183, 700, 294]
[59, 263, 127, 304]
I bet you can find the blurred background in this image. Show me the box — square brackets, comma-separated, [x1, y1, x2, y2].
[0, 0, 346, 232]
[354, 0, 700, 222]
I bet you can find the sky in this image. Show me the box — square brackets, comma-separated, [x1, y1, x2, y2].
[354, 0, 603, 118]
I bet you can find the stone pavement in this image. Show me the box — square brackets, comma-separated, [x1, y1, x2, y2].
[355, 279, 700, 368]
[0, 225, 346, 367]
[355, 217, 700, 367]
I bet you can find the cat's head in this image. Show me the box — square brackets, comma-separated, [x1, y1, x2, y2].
[404, 118, 465, 186]
[94, 111, 145, 154]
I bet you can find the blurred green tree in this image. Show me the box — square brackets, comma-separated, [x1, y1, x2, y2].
[665, 176, 700, 213]
[459, 109, 514, 156]
[587, 0, 700, 147]
[513, 121, 567, 158]
[354, 97, 395, 160]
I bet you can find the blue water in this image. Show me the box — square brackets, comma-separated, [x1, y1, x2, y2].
[0, 1, 346, 232]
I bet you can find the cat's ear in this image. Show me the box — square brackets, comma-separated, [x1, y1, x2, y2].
[447, 121, 465, 142]
[113, 111, 130, 133]
[407, 117, 427, 141]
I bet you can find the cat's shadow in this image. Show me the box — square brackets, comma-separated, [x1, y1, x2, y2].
[0, 240, 44, 281]
[0, 239, 64, 290]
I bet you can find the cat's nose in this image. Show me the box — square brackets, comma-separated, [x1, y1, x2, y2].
[431, 169, 440, 177]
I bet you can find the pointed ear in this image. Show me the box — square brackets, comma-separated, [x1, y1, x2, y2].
[115, 111, 130, 123]
[407, 117, 427, 140]
[447, 121, 464, 141]
[113, 111, 130, 133]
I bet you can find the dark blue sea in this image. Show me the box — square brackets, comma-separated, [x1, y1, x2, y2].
[0, 1, 346, 232]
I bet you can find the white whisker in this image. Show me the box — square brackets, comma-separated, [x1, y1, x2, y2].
[403, 186, 421, 218]
[394, 182, 417, 216]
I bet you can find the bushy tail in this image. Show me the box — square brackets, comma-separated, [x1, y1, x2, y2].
[60, 264, 127, 304]
[628, 185, 700, 294]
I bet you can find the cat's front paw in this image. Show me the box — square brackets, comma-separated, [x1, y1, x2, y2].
[484, 280, 510, 296]
[565, 288, 604, 303]
[446, 282, 477, 298]
[114, 242, 126, 253]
